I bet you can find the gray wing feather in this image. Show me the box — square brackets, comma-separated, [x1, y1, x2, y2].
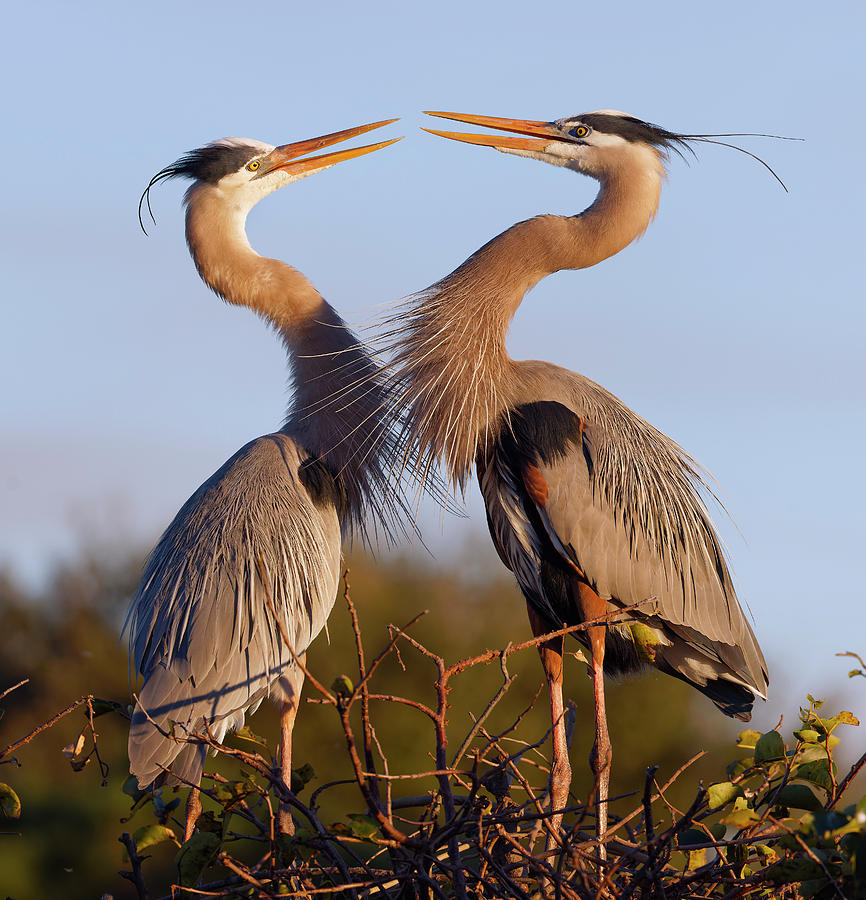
[126, 432, 341, 788]
[501, 363, 767, 699]
[535, 412, 767, 697]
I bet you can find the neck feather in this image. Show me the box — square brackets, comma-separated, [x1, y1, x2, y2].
[387, 163, 663, 487]
[184, 183, 408, 541]
[285, 304, 412, 540]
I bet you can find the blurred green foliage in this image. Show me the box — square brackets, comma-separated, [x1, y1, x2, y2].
[0, 542, 849, 897]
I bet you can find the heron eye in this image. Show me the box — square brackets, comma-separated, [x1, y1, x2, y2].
[572, 125, 590, 139]
[247, 160, 261, 171]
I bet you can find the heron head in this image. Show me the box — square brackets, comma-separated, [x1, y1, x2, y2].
[138, 121, 401, 232]
[423, 109, 790, 190]
[423, 109, 689, 182]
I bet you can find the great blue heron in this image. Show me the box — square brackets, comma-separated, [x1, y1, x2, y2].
[127, 120, 407, 838]
[384, 109, 772, 849]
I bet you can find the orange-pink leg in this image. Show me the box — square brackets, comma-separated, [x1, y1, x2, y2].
[276, 658, 305, 836]
[277, 702, 299, 835]
[576, 582, 612, 857]
[184, 785, 202, 842]
[527, 605, 572, 847]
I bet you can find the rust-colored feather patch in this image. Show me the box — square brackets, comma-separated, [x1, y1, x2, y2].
[522, 463, 549, 508]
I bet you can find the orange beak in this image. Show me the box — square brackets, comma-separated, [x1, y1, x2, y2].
[422, 111, 565, 151]
[258, 118, 401, 177]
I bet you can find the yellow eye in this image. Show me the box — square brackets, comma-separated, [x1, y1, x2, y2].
[248, 160, 261, 171]
[573, 125, 589, 138]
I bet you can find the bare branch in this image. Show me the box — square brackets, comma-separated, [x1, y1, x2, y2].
[0, 695, 92, 761]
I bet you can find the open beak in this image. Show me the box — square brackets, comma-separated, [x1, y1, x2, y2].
[257, 118, 401, 178]
[422, 111, 565, 151]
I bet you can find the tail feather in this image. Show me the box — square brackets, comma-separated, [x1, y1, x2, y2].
[693, 676, 756, 722]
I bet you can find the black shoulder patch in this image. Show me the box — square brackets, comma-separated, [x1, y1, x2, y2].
[501, 402, 586, 467]
[298, 456, 348, 521]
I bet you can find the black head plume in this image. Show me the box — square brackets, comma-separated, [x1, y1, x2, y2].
[577, 113, 696, 162]
[571, 113, 799, 191]
[138, 140, 260, 235]
[671, 130, 801, 192]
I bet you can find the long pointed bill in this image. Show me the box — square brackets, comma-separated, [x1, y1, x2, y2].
[268, 137, 402, 177]
[258, 118, 400, 177]
[423, 111, 563, 151]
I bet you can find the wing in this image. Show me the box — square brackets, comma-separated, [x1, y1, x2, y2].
[480, 396, 767, 716]
[126, 432, 342, 788]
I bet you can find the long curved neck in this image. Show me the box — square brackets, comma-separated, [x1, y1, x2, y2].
[451, 163, 663, 322]
[389, 163, 663, 486]
[185, 183, 326, 333]
[184, 184, 404, 539]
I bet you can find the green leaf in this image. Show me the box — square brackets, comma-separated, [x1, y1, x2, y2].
[831, 817, 864, 839]
[708, 822, 727, 841]
[767, 857, 825, 884]
[122, 775, 141, 797]
[211, 781, 253, 805]
[708, 781, 743, 810]
[812, 810, 847, 836]
[719, 806, 760, 829]
[793, 729, 821, 744]
[195, 811, 222, 835]
[346, 813, 379, 839]
[331, 675, 354, 697]
[736, 729, 761, 749]
[797, 744, 829, 764]
[89, 698, 124, 717]
[290, 763, 315, 793]
[773, 784, 823, 811]
[726, 757, 752, 779]
[686, 847, 707, 870]
[754, 730, 786, 764]
[130, 824, 179, 856]
[825, 710, 860, 730]
[233, 725, 268, 747]
[175, 830, 220, 887]
[754, 842, 778, 862]
[0, 783, 22, 819]
[800, 876, 837, 899]
[795, 758, 836, 792]
[675, 828, 705, 848]
[629, 622, 663, 662]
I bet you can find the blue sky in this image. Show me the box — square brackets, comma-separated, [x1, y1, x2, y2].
[2, 1, 864, 716]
